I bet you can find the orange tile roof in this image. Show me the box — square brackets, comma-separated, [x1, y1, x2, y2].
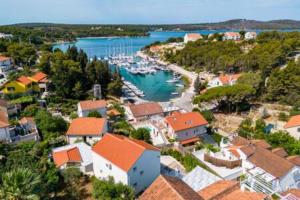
[218, 74, 241, 85]
[107, 109, 121, 116]
[52, 147, 82, 167]
[198, 180, 239, 200]
[251, 139, 271, 149]
[180, 136, 200, 145]
[186, 33, 203, 40]
[66, 117, 106, 136]
[129, 102, 163, 118]
[282, 189, 300, 199]
[140, 175, 204, 200]
[0, 56, 10, 62]
[248, 147, 294, 178]
[30, 72, 48, 83]
[224, 32, 241, 37]
[92, 134, 159, 172]
[231, 136, 250, 146]
[79, 100, 107, 111]
[19, 117, 35, 125]
[220, 190, 267, 200]
[287, 155, 300, 166]
[17, 76, 33, 86]
[0, 111, 9, 128]
[165, 112, 208, 132]
[271, 147, 288, 158]
[284, 114, 300, 128]
[229, 148, 241, 158]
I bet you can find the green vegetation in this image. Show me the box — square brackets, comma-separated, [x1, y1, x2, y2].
[130, 128, 151, 144]
[87, 111, 102, 118]
[92, 176, 134, 200]
[238, 118, 300, 155]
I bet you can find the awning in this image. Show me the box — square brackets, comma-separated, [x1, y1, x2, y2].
[180, 137, 200, 145]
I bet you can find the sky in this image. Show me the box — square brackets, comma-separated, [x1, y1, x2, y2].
[0, 0, 300, 25]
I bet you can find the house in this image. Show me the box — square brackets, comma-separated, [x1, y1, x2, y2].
[223, 32, 241, 41]
[139, 175, 204, 200]
[92, 134, 160, 194]
[218, 136, 300, 195]
[29, 72, 49, 92]
[2, 75, 40, 94]
[164, 112, 208, 144]
[66, 117, 107, 144]
[127, 102, 164, 122]
[17, 117, 39, 142]
[208, 74, 241, 88]
[0, 56, 12, 74]
[52, 142, 93, 174]
[198, 180, 267, 200]
[0, 99, 19, 116]
[77, 99, 107, 117]
[245, 32, 257, 40]
[184, 33, 203, 43]
[284, 115, 300, 140]
[0, 111, 10, 142]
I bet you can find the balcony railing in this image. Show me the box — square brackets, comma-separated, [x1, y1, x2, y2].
[204, 153, 242, 169]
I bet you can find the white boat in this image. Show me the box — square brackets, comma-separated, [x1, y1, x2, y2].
[176, 84, 184, 87]
[172, 92, 179, 95]
[166, 79, 179, 83]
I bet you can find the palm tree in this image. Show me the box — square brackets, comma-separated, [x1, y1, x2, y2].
[0, 168, 41, 200]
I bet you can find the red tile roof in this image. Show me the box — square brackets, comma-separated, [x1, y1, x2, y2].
[0, 111, 9, 128]
[19, 117, 35, 125]
[0, 56, 10, 62]
[79, 100, 107, 111]
[224, 32, 241, 37]
[251, 139, 271, 149]
[220, 190, 267, 200]
[52, 147, 82, 167]
[198, 180, 239, 200]
[287, 155, 300, 166]
[248, 147, 294, 178]
[231, 136, 250, 146]
[129, 102, 163, 118]
[17, 76, 33, 86]
[140, 175, 204, 200]
[186, 33, 203, 40]
[218, 74, 241, 85]
[66, 117, 106, 136]
[271, 147, 288, 158]
[284, 114, 300, 128]
[165, 112, 208, 132]
[282, 189, 300, 199]
[107, 109, 121, 116]
[30, 72, 48, 83]
[180, 136, 201, 145]
[92, 134, 159, 172]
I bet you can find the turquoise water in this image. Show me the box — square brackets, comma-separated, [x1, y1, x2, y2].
[54, 30, 265, 101]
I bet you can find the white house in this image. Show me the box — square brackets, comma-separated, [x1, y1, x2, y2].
[0, 56, 12, 74]
[284, 115, 300, 140]
[66, 117, 107, 144]
[52, 142, 93, 174]
[223, 32, 241, 41]
[0, 111, 10, 142]
[77, 99, 107, 117]
[127, 102, 164, 122]
[184, 33, 203, 43]
[92, 134, 160, 194]
[208, 74, 241, 88]
[245, 32, 257, 40]
[164, 112, 208, 145]
[218, 136, 300, 195]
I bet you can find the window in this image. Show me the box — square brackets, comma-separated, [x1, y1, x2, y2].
[297, 128, 300, 132]
[140, 170, 144, 175]
[89, 136, 93, 139]
[133, 182, 137, 187]
[133, 167, 137, 172]
[7, 87, 15, 91]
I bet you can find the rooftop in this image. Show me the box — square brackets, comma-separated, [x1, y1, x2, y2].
[218, 74, 241, 85]
[0, 111, 9, 128]
[165, 112, 208, 132]
[17, 76, 33, 86]
[139, 175, 203, 200]
[19, 117, 35, 125]
[0, 56, 10, 62]
[79, 99, 107, 111]
[30, 72, 48, 83]
[284, 114, 300, 128]
[66, 117, 106, 136]
[286, 155, 300, 166]
[92, 134, 159, 172]
[129, 102, 163, 118]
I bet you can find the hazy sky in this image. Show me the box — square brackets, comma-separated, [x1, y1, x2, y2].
[0, 0, 300, 25]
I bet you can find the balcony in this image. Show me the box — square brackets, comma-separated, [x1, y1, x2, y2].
[204, 152, 242, 169]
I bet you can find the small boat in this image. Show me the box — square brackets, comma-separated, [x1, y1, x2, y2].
[176, 84, 184, 87]
[166, 79, 179, 83]
[172, 92, 179, 95]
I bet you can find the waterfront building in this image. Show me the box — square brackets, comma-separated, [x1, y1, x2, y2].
[222, 32, 241, 41]
[92, 134, 160, 194]
[127, 102, 164, 122]
[184, 33, 203, 43]
[52, 142, 93, 174]
[0, 111, 10, 142]
[2, 75, 40, 94]
[66, 117, 107, 144]
[207, 74, 241, 88]
[284, 115, 300, 140]
[77, 99, 107, 117]
[164, 112, 208, 144]
[245, 32, 257, 40]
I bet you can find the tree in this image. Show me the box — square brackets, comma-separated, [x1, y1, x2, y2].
[130, 128, 151, 144]
[0, 168, 41, 200]
[61, 168, 82, 200]
[7, 43, 37, 66]
[194, 76, 201, 92]
[92, 177, 134, 200]
[87, 111, 102, 118]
